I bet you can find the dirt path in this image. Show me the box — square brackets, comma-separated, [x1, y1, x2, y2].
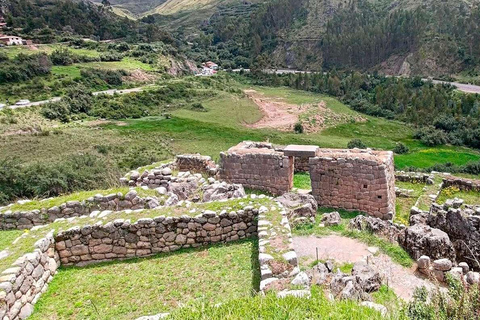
[294, 235, 440, 301]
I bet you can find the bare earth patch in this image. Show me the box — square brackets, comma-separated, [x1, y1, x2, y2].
[294, 235, 440, 301]
[244, 90, 365, 133]
[123, 69, 158, 83]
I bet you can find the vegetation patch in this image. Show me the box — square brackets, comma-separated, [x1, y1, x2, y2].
[30, 240, 259, 320]
[167, 285, 384, 319]
[436, 186, 480, 206]
[293, 173, 311, 190]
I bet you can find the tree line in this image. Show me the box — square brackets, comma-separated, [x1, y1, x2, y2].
[248, 70, 480, 150]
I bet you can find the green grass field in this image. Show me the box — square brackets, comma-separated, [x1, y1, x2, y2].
[31, 240, 259, 320]
[436, 186, 480, 206]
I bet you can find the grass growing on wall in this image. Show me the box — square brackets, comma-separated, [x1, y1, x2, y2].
[30, 240, 259, 320]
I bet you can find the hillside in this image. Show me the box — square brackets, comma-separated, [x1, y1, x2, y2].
[102, 0, 480, 78]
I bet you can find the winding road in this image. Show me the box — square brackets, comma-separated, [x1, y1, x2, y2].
[6, 87, 145, 110]
[5, 72, 480, 110]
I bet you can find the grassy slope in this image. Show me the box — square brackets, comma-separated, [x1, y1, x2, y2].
[168, 286, 385, 319]
[109, 84, 480, 168]
[30, 240, 259, 320]
[0, 230, 24, 251]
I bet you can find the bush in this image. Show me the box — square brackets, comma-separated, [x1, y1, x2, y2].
[41, 85, 93, 122]
[406, 276, 480, 319]
[294, 122, 304, 134]
[347, 139, 367, 149]
[50, 48, 74, 66]
[0, 155, 120, 205]
[414, 127, 448, 146]
[393, 142, 409, 154]
[0, 53, 52, 84]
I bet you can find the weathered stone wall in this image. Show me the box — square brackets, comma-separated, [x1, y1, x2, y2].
[294, 157, 310, 173]
[395, 172, 433, 184]
[55, 208, 258, 266]
[219, 142, 294, 196]
[175, 154, 217, 176]
[442, 176, 480, 192]
[0, 190, 160, 231]
[310, 149, 396, 220]
[0, 232, 59, 320]
[123, 164, 174, 188]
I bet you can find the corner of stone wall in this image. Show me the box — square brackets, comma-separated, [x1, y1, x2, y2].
[0, 231, 59, 319]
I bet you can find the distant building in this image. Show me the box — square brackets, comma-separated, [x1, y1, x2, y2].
[204, 61, 219, 70]
[0, 34, 24, 45]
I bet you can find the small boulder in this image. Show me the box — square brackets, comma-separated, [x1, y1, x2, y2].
[433, 258, 453, 271]
[321, 211, 341, 227]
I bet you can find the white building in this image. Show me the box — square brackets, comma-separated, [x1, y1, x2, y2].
[0, 35, 24, 45]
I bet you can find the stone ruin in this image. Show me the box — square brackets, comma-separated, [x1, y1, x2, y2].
[219, 142, 396, 220]
[0, 142, 400, 319]
[218, 141, 294, 196]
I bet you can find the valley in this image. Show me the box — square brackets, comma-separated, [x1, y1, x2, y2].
[1, 0, 480, 319]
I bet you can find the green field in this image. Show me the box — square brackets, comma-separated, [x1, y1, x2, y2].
[31, 240, 259, 320]
[3, 80, 480, 172]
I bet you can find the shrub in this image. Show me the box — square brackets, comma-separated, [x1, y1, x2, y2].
[393, 142, 409, 154]
[294, 122, 304, 134]
[50, 48, 74, 66]
[406, 276, 480, 319]
[414, 127, 448, 146]
[347, 139, 367, 149]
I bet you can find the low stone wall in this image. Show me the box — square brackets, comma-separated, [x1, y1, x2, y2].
[175, 154, 217, 176]
[123, 164, 174, 188]
[0, 232, 59, 320]
[55, 208, 258, 266]
[0, 190, 160, 231]
[442, 176, 480, 192]
[310, 149, 396, 220]
[219, 142, 294, 196]
[395, 172, 433, 184]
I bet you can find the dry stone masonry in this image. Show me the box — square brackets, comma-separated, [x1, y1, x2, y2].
[55, 208, 258, 266]
[219, 142, 294, 196]
[175, 154, 217, 176]
[0, 190, 161, 231]
[310, 149, 396, 220]
[0, 232, 59, 320]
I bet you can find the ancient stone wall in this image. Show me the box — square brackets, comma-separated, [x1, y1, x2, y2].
[442, 176, 480, 192]
[395, 172, 433, 184]
[310, 149, 396, 220]
[0, 190, 160, 231]
[175, 154, 217, 176]
[55, 208, 258, 266]
[0, 232, 59, 320]
[218, 142, 294, 196]
[293, 157, 310, 173]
